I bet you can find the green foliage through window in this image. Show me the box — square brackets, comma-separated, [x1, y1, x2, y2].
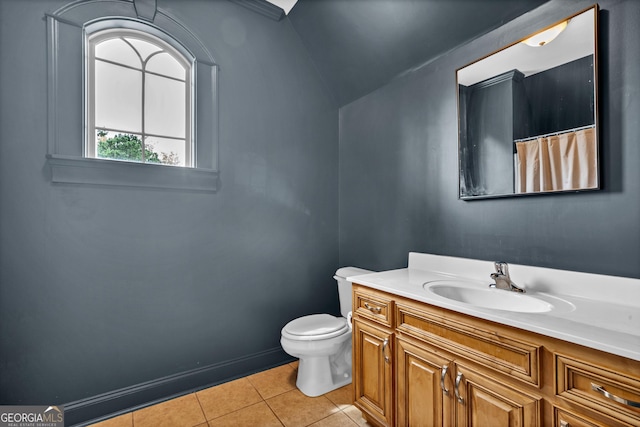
[96, 132, 179, 165]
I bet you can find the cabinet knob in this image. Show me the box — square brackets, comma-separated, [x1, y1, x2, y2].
[559, 421, 570, 427]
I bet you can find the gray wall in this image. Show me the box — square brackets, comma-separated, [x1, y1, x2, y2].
[2, 0, 639, 421]
[0, 0, 338, 408]
[339, 0, 640, 278]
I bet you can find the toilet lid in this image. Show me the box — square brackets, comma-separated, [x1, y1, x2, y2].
[282, 314, 349, 341]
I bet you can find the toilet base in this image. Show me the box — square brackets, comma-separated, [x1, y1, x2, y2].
[296, 354, 352, 397]
[281, 331, 353, 397]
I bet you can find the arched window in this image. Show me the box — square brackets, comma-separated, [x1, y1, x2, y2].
[46, 0, 219, 192]
[87, 29, 192, 167]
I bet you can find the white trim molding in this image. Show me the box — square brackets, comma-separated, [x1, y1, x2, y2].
[47, 154, 219, 192]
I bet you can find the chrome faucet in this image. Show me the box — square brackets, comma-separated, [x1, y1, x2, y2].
[489, 262, 525, 293]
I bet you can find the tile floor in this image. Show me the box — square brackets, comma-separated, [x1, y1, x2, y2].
[88, 361, 373, 427]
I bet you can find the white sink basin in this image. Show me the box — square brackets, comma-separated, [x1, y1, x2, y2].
[423, 280, 573, 313]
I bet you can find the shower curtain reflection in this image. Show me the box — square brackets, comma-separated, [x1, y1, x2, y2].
[515, 127, 597, 193]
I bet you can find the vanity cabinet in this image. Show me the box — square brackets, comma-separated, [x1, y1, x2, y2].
[352, 284, 640, 427]
[352, 287, 395, 427]
[395, 336, 451, 425]
[396, 337, 535, 426]
[451, 360, 540, 427]
[554, 353, 640, 426]
[395, 301, 541, 427]
[553, 407, 606, 427]
[353, 318, 394, 427]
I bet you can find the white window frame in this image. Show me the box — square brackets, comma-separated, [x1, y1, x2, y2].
[45, 0, 219, 192]
[86, 27, 193, 166]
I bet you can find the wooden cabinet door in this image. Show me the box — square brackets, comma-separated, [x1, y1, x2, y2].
[396, 336, 454, 427]
[454, 363, 542, 427]
[353, 318, 394, 427]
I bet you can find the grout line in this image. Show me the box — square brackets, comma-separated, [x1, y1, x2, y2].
[205, 401, 283, 426]
[263, 400, 286, 427]
[192, 392, 207, 425]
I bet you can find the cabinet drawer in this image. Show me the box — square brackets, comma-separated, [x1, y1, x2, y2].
[396, 301, 541, 386]
[353, 287, 393, 328]
[556, 354, 640, 426]
[554, 407, 606, 427]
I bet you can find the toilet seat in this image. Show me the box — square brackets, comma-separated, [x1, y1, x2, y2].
[281, 314, 349, 341]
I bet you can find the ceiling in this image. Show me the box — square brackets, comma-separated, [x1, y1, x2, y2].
[287, 0, 550, 106]
[266, 0, 298, 14]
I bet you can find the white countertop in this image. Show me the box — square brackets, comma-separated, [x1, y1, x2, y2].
[347, 253, 640, 361]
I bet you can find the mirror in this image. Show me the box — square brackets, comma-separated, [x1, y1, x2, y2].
[457, 6, 599, 199]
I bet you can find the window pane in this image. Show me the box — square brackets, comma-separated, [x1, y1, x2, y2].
[145, 136, 186, 166]
[125, 37, 162, 62]
[144, 74, 186, 138]
[95, 61, 142, 133]
[95, 38, 141, 68]
[147, 52, 186, 80]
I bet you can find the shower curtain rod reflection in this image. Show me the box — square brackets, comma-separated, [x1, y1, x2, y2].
[514, 124, 595, 143]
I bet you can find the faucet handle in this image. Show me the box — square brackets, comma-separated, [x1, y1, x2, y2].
[494, 261, 509, 276]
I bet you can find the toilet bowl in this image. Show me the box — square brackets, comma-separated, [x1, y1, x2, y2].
[280, 267, 372, 397]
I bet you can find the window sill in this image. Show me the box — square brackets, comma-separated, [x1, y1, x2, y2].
[46, 155, 219, 192]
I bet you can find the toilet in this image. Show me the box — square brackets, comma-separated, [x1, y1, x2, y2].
[280, 267, 372, 397]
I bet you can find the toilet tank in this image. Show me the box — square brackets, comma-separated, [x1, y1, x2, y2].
[334, 267, 374, 318]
